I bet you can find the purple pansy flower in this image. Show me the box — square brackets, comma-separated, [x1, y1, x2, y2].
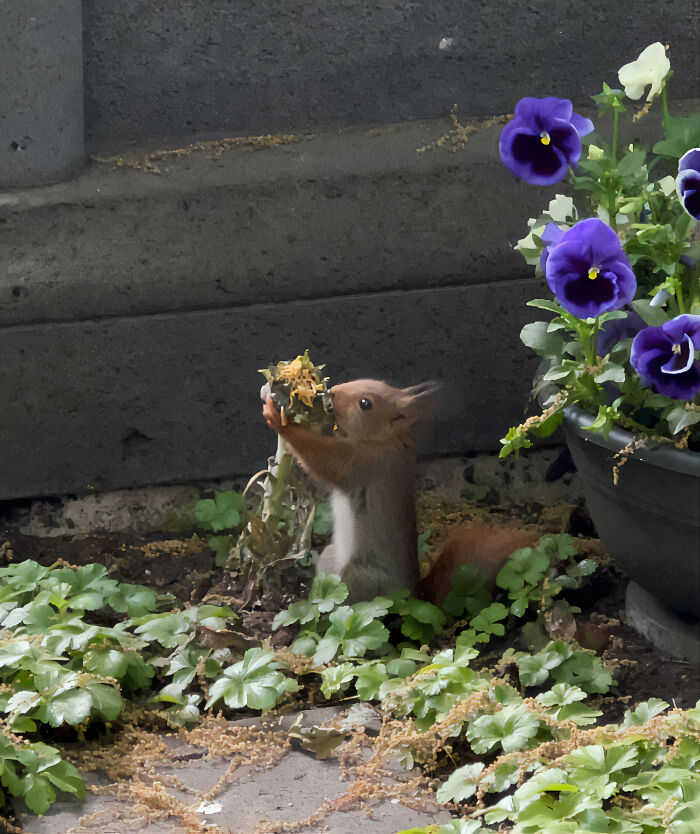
[630, 315, 700, 400]
[676, 148, 700, 221]
[499, 97, 594, 185]
[539, 222, 565, 272]
[545, 218, 637, 319]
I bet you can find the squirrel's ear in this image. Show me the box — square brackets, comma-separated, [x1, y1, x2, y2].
[391, 381, 443, 445]
[398, 381, 443, 416]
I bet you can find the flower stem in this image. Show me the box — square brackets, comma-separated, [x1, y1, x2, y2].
[611, 109, 619, 166]
[661, 82, 670, 129]
[676, 282, 686, 315]
[583, 317, 600, 367]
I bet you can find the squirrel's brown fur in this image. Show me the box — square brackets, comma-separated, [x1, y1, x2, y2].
[263, 378, 527, 604]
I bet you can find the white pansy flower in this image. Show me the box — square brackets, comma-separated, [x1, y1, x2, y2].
[547, 194, 575, 223]
[618, 42, 670, 101]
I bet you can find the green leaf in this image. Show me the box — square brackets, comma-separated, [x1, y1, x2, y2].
[43, 759, 85, 799]
[623, 697, 669, 726]
[653, 112, 700, 159]
[312, 502, 334, 536]
[537, 683, 587, 708]
[206, 535, 236, 567]
[390, 595, 446, 643]
[133, 611, 191, 648]
[0, 640, 32, 668]
[21, 772, 56, 815]
[272, 599, 318, 630]
[517, 642, 573, 687]
[107, 583, 158, 617]
[594, 363, 626, 384]
[496, 547, 550, 592]
[436, 761, 485, 803]
[552, 652, 615, 694]
[632, 298, 672, 326]
[85, 683, 123, 721]
[527, 298, 567, 314]
[319, 663, 356, 698]
[665, 407, 700, 435]
[43, 690, 93, 727]
[443, 564, 493, 618]
[313, 605, 390, 665]
[308, 574, 349, 613]
[205, 648, 299, 711]
[520, 321, 566, 358]
[592, 82, 626, 115]
[565, 743, 639, 785]
[195, 490, 245, 532]
[470, 603, 509, 637]
[467, 704, 541, 754]
[354, 662, 388, 701]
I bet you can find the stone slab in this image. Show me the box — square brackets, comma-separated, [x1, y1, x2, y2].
[0, 279, 540, 499]
[0, 118, 541, 327]
[19, 708, 449, 834]
[81, 0, 699, 151]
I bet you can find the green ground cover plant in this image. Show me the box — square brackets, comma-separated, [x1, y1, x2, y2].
[1, 530, 698, 833]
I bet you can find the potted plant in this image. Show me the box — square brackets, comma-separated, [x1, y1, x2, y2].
[498, 43, 700, 628]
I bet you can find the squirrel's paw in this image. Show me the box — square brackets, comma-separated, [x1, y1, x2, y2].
[262, 397, 284, 432]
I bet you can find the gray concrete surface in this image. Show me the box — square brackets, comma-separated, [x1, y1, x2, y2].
[82, 0, 699, 152]
[0, 1, 84, 186]
[0, 279, 540, 499]
[0, 118, 539, 326]
[19, 707, 450, 834]
[0, 117, 552, 499]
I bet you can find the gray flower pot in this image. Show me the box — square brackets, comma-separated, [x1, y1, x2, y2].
[563, 406, 700, 619]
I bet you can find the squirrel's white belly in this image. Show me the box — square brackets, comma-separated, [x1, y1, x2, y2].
[329, 490, 357, 572]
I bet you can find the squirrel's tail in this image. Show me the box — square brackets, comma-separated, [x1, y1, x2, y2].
[418, 524, 533, 607]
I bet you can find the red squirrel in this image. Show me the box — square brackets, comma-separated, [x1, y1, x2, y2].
[262, 379, 528, 605]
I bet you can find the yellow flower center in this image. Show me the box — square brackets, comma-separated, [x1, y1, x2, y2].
[588, 267, 599, 281]
[540, 132, 551, 146]
[672, 343, 682, 355]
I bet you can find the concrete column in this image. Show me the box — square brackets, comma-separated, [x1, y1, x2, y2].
[0, 0, 84, 187]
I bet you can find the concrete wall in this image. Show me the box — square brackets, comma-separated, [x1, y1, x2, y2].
[0, 1, 84, 185]
[0, 118, 546, 498]
[83, 0, 699, 152]
[1, 1, 697, 499]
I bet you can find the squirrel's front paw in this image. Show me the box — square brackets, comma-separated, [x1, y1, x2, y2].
[262, 397, 284, 433]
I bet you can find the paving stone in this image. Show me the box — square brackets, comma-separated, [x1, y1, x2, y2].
[17, 708, 449, 834]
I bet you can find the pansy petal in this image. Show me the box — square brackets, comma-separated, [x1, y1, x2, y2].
[570, 113, 594, 138]
[660, 334, 694, 374]
[679, 148, 700, 172]
[653, 364, 700, 399]
[662, 314, 700, 348]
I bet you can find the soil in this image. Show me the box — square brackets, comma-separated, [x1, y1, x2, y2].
[1, 449, 699, 832]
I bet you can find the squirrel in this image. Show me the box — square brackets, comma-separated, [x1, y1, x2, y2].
[262, 378, 528, 604]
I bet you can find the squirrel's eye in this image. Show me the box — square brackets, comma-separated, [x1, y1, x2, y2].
[359, 398, 372, 411]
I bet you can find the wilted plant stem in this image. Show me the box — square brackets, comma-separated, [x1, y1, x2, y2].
[261, 436, 294, 523]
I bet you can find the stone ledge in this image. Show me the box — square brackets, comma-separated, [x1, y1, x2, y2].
[0, 117, 543, 327]
[0, 279, 540, 499]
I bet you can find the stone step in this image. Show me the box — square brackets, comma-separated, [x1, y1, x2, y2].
[0, 118, 538, 326]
